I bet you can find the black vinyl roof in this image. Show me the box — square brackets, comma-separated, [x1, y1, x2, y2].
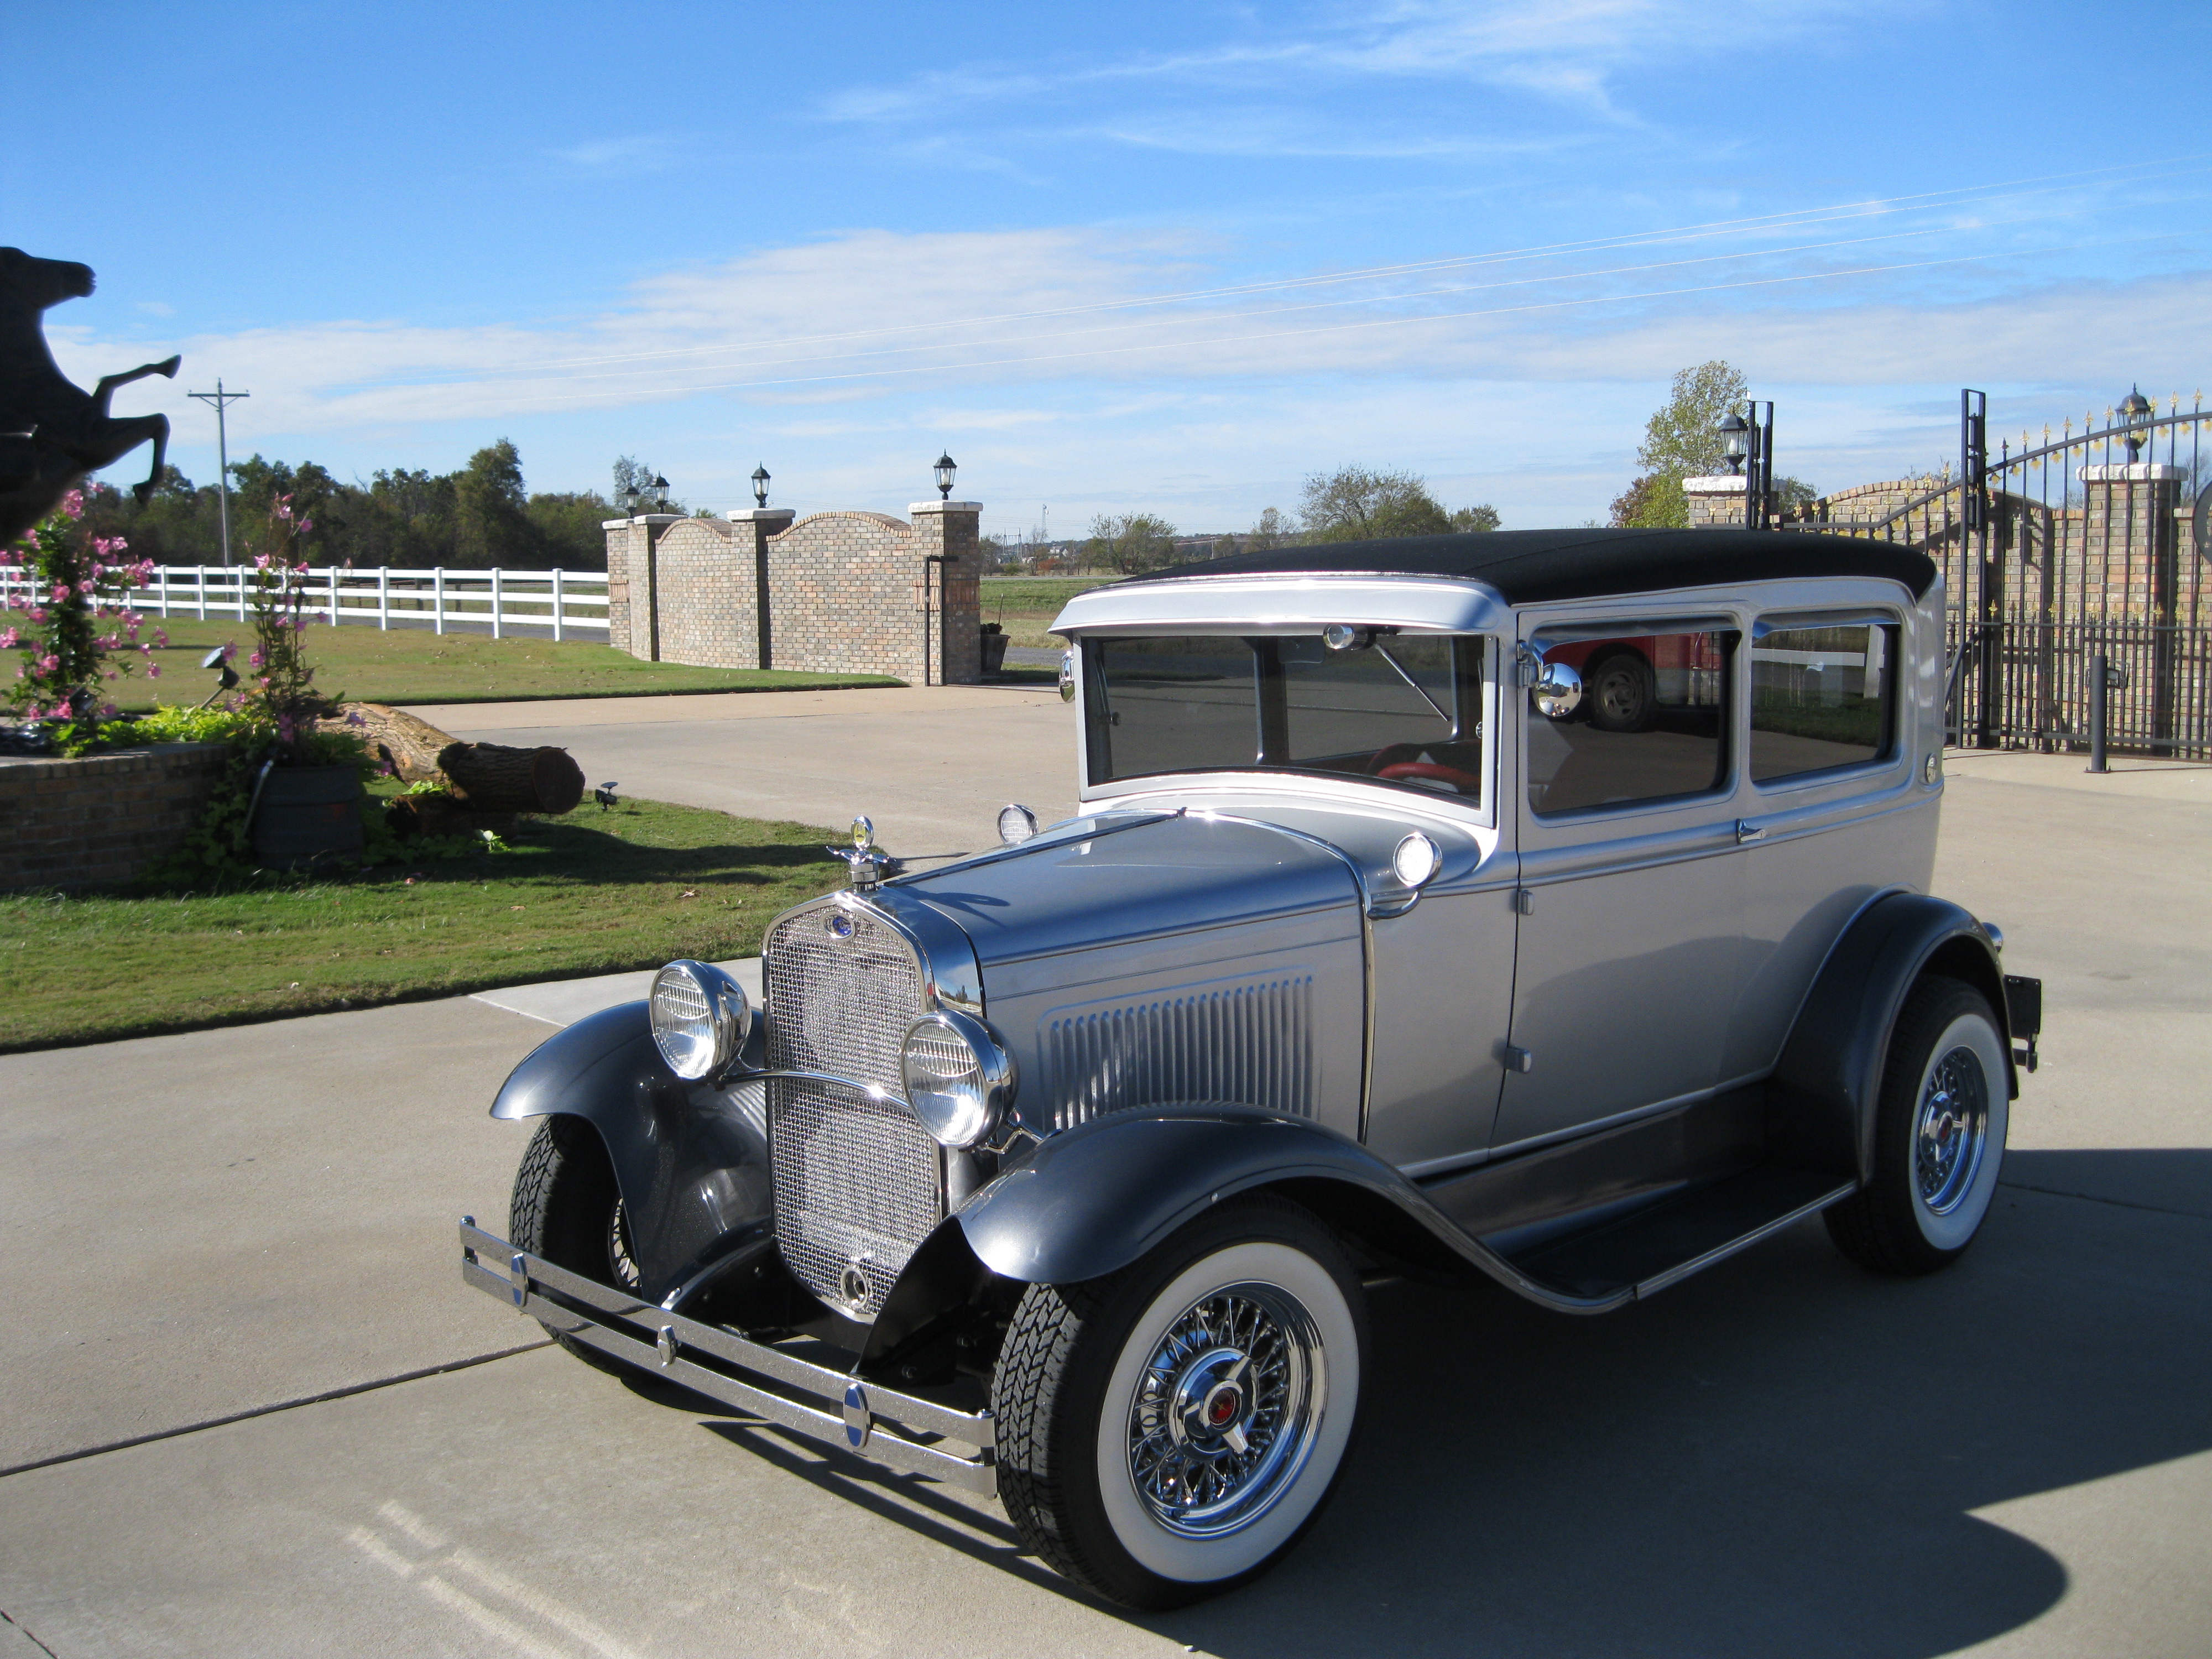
[1137, 527, 1936, 604]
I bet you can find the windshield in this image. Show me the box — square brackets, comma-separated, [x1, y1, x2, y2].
[1083, 633, 1486, 800]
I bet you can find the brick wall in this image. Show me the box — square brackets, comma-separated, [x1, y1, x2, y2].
[602, 502, 984, 682]
[0, 742, 230, 890]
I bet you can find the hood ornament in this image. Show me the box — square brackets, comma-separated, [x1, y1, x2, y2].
[827, 815, 891, 893]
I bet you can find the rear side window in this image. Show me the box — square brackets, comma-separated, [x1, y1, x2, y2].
[1526, 630, 1735, 816]
[1750, 622, 1897, 784]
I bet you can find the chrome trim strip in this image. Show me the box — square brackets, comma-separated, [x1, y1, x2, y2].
[459, 1219, 997, 1490]
[1632, 1181, 1857, 1297]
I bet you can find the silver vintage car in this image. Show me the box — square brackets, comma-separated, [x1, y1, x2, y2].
[460, 527, 2042, 1609]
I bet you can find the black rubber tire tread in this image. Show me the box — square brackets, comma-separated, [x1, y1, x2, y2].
[508, 1115, 633, 1374]
[991, 1194, 1364, 1610]
[1825, 975, 2000, 1277]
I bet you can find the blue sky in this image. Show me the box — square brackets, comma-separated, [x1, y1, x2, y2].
[10, 2, 2209, 541]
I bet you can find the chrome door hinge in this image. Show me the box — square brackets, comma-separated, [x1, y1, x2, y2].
[1513, 642, 1541, 686]
[1503, 1045, 1535, 1074]
[1512, 888, 1535, 915]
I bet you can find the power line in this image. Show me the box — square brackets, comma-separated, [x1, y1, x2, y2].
[186, 380, 249, 566]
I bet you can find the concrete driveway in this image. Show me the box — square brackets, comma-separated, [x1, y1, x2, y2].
[1, 737, 2206, 1658]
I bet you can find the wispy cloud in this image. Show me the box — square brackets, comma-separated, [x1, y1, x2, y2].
[549, 133, 684, 174]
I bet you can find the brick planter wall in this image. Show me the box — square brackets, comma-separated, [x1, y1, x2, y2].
[0, 742, 231, 890]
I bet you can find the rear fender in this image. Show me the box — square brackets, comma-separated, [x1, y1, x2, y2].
[490, 1002, 774, 1303]
[1768, 893, 2014, 1183]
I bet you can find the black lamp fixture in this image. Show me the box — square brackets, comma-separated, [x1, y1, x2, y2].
[1718, 411, 1750, 476]
[646, 473, 671, 510]
[622, 483, 642, 515]
[2120, 385, 2154, 458]
[933, 451, 957, 500]
[751, 464, 770, 508]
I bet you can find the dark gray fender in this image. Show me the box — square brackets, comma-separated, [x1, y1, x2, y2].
[1768, 891, 2014, 1183]
[489, 1002, 774, 1304]
[946, 1107, 1626, 1314]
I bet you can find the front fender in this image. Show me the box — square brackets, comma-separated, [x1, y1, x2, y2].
[952, 1107, 1624, 1312]
[1769, 892, 2013, 1183]
[490, 1001, 774, 1303]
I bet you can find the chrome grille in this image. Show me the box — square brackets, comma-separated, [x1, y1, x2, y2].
[763, 902, 941, 1322]
[1042, 974, 1315, 1133]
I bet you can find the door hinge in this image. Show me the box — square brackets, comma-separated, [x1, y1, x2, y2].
[1503, 1045, 1535, 1074]
[1512, 888, 1535, 914]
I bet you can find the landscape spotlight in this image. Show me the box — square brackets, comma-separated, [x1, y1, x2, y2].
[595, 781, 620, 811]
[2120, 386, 2154, 458]
[934, 452, 957, 500]
[752, 465, 770, 508]
[1718, 411, 1750, 476]
[195, 645, 240, 709]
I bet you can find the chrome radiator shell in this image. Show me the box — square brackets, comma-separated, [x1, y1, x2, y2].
[761, 895, 951, 1323]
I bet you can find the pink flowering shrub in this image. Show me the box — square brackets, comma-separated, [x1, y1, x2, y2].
[236, 495, 339, 758]
[2, 484, 165, 737]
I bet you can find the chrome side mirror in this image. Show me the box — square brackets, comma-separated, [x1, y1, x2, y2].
[1057, 650, 1076, 703]
[1531, 660, 1583, 720]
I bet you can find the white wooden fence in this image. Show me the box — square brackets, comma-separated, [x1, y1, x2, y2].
[2, 566, 611, 640]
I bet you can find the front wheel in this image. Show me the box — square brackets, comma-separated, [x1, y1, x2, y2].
[992, 1197, 1365, 1609]
[1825, 976, 2010, 1275]
[508, 1115, 642, 1373]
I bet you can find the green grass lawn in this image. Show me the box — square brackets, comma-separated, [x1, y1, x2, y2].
[980, 576, 1113, 650]
[111, 618, 900, 712]
[0, 794, 846, 1053]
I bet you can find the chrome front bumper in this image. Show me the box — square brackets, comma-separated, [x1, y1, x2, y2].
[457, 1217, 997, 1494]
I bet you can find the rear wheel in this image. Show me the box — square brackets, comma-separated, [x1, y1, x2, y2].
[992, 1197, 1365, 1609]
[1826, 977, 2009, 1275]
[1585, 650, 1656, 732]
[508, 1115, 641, 1372]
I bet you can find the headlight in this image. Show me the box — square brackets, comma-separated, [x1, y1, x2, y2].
[649, 960, 750, 1081]
[997, 803, 1039, 846]
[900, 1008, 1018, 1148]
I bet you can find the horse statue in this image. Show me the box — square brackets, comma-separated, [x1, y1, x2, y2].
[0, 247, 180, 543]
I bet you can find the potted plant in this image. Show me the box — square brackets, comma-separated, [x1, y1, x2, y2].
[237, 497, 363, 868]
[979, 619, 1010, 676]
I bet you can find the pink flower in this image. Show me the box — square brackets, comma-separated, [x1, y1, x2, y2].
[76, 578, 96, 595]
[275, 497, 293, 520]
[299, 518, 314, 533]
[221, 641, 237, 662]
[146, 664, 159, 678]
[254, 554, 272, 570]
[249, 649, 264, 667]
[0, 628, 15, 649]
[50, 583, 70, 603]
[28, 606, 46, 623]
[60, 490, 84, 520]
[153, 629, 168, 648]
[38, 654, 59, 673]
[100, 702, 118, 717]
[278, 713, 295, 744]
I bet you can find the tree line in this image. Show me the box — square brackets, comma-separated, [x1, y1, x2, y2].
[1079, 467, 1501, 575]
[79, 441, 649, 571]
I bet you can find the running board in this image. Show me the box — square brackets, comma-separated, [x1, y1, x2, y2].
[457, 1218, 997, 1493]
[1492, 1167, 1856, 1304]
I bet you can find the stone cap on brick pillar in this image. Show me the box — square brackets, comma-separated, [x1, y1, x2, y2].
[909, 500, 983, 516]
[726, 507, 797, 525]
[1682, 475, 1747, 494]
[2079, 463, 2188, 483]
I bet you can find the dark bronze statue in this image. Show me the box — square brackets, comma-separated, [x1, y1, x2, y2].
[0, 247, 179, 542]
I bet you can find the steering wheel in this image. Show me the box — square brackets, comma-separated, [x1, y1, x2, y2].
[1377, 760, 1483, 794]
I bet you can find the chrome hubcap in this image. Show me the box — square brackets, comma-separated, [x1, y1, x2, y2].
[1915, 1045, 1990, 1215]
[1127, 1285, 1323, 1538]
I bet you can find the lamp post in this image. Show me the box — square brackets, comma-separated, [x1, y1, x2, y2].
[933, 451, 957, 500]
[751, 465, 770, 508]
[1718, 411, 1749, 476]
[1718, 403, 1775, 529]
[646, 474, 671, 511]
[2120, 385, 2154, 459]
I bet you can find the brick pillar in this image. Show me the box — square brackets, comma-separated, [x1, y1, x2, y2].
[600, 514, 684, 660]
[726, 507, 796, 669]
[2080, 461, 2186, 749]
[910, 499, 983, 685]
[1682, 475, 1747, 528]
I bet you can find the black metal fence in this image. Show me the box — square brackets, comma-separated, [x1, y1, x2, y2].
[1780, 389, 2212, 759]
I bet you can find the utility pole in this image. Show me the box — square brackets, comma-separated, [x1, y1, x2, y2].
[186, 380, 249, 565]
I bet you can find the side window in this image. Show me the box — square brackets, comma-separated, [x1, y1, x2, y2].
[1090, 637, 1256, 782]
[1750, 622, 1898, 784]
[1526, 630, 1735, 816]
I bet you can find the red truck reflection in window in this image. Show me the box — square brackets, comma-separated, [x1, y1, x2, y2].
[1542, 633, 1728, 732]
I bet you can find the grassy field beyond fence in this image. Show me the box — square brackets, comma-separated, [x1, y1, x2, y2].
[109, 618, 900, 712]
[979, 576, 1112, 650]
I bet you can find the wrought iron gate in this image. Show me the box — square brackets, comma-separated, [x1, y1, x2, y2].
[1780, 389, 2212, 760]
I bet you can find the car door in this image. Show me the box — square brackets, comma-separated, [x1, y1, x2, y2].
[1489, 615, 1751, 1153]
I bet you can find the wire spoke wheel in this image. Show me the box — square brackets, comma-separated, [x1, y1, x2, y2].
[1125, 1284, 1321, 1539]
[1913, 1045, 1990, 1215]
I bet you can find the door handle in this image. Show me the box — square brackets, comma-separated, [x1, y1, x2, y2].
[1735, 820, 1766, 844]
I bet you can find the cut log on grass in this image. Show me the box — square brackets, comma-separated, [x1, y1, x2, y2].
[441, 743, 586, 815]
[326, 702, 586, 815]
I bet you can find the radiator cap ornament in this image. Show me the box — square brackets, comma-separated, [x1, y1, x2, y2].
[826, 815, 890, 892]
